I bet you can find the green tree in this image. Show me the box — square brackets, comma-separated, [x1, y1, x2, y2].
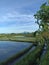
[34, 3, 49, 31]
[34, 2, 49, 43]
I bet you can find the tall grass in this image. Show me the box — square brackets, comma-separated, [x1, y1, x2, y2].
[39, 43, 49, 65]
[15, 43, 44, 65]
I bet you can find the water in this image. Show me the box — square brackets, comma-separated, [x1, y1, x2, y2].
[0, 41, 32, 61]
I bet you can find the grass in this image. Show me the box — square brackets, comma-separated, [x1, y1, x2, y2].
[15, 43, 44, 65]
[39, 43, 49, 65]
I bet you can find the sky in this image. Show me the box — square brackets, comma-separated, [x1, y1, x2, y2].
[0, 0, 47, 33]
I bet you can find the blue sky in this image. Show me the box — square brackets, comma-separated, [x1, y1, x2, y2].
[0, 0, 47, 33]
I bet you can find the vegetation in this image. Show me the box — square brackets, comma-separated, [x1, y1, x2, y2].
[34, 2, 49, 65]
[34, 3, 49, 31]
[39, 43, 49, 65]
[15, 43, 44, 65]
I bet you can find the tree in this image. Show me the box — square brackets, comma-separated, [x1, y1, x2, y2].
[47, 0, 49, 4]
[34, 3, 49, 31]
[34, 2, 49, 43]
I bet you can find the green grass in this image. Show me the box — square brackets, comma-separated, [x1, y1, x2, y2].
[0, 34, 36, 42]
[39, 43, 49, 65]
[15, 44, 44, 65]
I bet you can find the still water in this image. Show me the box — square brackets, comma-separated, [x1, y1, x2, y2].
[0, 41, 32, 61]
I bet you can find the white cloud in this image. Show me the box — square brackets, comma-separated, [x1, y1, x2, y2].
[0, 11, 35, 23]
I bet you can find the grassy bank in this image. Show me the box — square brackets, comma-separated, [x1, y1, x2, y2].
[0, 36, 36, 43]
[15, 43, 44, 65]
[39, 43, 49, 65]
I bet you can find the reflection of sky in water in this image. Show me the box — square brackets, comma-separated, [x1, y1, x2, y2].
[0, 41, 32, 61]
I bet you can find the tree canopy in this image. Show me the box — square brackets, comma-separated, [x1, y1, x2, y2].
[34, 3, 49, 31]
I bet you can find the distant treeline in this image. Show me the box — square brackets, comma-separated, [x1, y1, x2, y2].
[0, 32, 34, 37]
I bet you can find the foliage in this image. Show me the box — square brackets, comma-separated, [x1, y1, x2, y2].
[15, 44, 44, 65]
[39, 43, 49, 65]
[34, 3, 49, 31]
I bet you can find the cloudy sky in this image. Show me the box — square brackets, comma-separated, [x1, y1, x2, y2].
[0, 0, 47, 33]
